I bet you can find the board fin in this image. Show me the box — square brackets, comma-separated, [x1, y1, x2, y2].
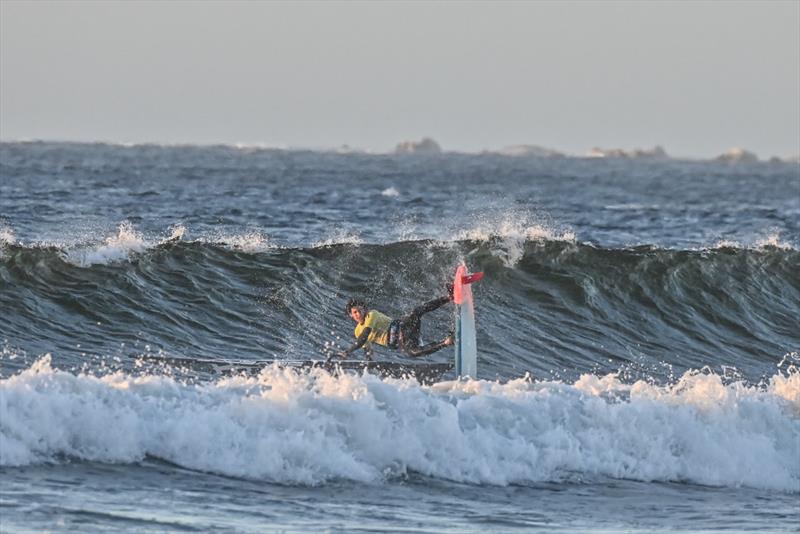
[461, 272, 484, 285]
[454, 268, 482, 305]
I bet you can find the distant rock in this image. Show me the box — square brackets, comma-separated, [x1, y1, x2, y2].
[336, 144, 362, 154]
[586, 145, 669, 160]
[587, 147, 623, 158]
[715, 148, 758, 164]
[394, 137, 442, 155]
[768, 154, 799, 164]
[495, 145, 564, 158]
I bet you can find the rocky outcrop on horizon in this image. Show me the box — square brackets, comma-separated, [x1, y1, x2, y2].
[586, 145, 669, 160]
[494, 145, 564, 158]
[394, 137, 442, 155]
[715, 148, 758, 164]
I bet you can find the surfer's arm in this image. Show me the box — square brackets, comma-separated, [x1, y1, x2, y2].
[338, 328, 371, 358]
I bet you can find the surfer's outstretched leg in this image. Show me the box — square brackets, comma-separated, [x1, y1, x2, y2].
[408, 295, 450, 319]
[404, 335, 454, 358]
[397, 293, 453, 357]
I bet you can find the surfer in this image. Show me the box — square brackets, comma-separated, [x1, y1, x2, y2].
[337, 289, 455, 360]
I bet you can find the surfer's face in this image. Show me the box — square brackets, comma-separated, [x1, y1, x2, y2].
[349, 307, 363, 323]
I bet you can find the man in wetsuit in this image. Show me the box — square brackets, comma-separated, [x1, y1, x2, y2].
[337, 290, 454, 360]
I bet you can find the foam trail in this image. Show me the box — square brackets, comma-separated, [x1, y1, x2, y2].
[2, 357, 797, 491]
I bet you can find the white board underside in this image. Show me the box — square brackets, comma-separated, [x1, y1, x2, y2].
[455, 282, 477, 379]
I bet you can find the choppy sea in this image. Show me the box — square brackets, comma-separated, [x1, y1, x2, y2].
[1, 141, 798, 532]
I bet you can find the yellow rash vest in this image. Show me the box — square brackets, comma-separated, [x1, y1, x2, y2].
[354, 310, 392, 347]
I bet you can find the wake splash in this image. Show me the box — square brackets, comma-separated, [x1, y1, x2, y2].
[2, 357, 797, 492]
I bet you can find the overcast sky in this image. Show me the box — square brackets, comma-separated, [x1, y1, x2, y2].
[1, 0, 798, 157]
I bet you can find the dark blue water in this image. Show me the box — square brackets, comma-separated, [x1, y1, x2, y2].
[1, 141, 798, 532]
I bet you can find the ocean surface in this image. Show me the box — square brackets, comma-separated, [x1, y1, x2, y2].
[1, 141, 798, 533]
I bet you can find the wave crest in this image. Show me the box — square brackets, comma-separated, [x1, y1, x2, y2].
[64, 222, 148, 266]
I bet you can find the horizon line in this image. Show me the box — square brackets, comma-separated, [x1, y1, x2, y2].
[1, 136, 798, 163]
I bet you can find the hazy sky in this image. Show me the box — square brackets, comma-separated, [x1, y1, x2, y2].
[1, 0, 798, 157]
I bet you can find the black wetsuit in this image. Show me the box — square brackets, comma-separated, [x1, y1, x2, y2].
[394, 295, 452, 357]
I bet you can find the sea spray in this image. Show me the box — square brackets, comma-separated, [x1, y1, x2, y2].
[64, 222, 149, 266]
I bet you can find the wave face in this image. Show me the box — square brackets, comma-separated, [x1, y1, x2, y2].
[1, 141, 799, 491]
[1, 237, 797, 381]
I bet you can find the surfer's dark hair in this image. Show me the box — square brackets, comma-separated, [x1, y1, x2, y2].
[345, 298, 365, 315]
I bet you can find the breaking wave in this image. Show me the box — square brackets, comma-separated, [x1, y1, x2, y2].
[1, 232, 798, 381]
[1, 355, 797, 491]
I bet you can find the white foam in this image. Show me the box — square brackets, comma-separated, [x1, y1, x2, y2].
[0, 225, 15, 246]
[755, 232, 795, 250]
[702, 231, 797, 252]
[457, 216, 575, 244]
[45, 223, 278, 262]
[65, 222, 148, 266]
[208, 231, 273, 253]
[381, 187, 400, 198]
[2, 357, 797, 491]
[710, 239, 743, 249]
[164, 224, 186, 242]
[312, 230, 363, 248]
[454, 214, 575, 266]
[0, 225, 14, 259]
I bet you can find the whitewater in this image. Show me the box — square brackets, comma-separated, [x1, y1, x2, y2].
[1, 141, 799, 532]
[3, 355, 798, 492]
